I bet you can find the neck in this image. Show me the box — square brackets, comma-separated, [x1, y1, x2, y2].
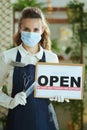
[22, 43, 40, 54]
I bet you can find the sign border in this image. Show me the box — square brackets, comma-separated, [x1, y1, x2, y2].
[34, 62, 85, 100]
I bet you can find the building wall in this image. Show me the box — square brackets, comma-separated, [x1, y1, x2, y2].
[0, 0, 13, 51]
[37, 0, 87, 9]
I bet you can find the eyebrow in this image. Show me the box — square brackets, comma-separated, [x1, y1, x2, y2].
[23, 27, 39, 29]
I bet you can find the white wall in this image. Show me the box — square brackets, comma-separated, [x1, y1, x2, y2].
[37, 0, 87, 10]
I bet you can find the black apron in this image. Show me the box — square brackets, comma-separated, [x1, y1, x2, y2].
[5, 51, 59, 130]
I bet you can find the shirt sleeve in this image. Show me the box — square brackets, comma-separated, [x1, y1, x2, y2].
[44, 50, 59, 63]
[0, 53, 12, 109]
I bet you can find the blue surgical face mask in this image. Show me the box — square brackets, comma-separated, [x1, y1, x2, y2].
[21, 31, 41, 47]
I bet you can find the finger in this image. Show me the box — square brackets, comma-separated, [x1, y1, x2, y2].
[65, 99, 70, 103]
[16, 93, 27, 104]
[18, 97, 27, 105]
[60, 96, 64, 102]
[55, 96, 58, 101]
[49, 98, 54, 101]
[21, 97, 27, 104]
[19, 99, 26, 105]
[20, 92, 27, 99]
[21, 96, 27, 102]
[57, 96, 61, 102]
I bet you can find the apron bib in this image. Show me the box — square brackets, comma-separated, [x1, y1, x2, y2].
[5, 51, 59, 130]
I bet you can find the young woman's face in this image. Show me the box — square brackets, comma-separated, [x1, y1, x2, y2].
[20, 18, 44, 34]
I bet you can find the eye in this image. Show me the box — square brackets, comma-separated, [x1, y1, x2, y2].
[23, 27, 30, 32]
[34, 28, 39, 32]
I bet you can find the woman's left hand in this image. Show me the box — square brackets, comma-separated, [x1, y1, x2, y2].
[49, 96, 69, 103]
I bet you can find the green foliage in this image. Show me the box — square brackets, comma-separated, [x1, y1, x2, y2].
[51, 39, 60, 54]
[78, 12, 87, 43]
[64, 46, 72, 54]
[53, 99, 83, 130]
[67, 0, 84, 23]
[65, 1, 87, 129]
[12, 0, 45, 11]
[67, 0, 87, 43]
[68, 100, 83, 124]
[2, 85, 7, 94]
[67, 0, 84, 8]
[70, 35, 81, 62]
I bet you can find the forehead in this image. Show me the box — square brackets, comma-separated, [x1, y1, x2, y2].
[21, 18, 43, 28]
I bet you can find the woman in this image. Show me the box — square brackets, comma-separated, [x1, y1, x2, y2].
[0, 7, 68, 130]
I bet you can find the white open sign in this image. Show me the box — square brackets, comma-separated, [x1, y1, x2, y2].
[34, 62, 85, 100]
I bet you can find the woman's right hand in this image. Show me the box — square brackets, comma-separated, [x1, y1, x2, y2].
[9, 92, 27, 109]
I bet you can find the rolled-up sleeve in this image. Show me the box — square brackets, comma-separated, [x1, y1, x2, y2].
[0, 53, 12, 109]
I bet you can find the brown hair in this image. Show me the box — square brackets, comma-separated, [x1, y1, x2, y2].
[13, 7, 51, 50]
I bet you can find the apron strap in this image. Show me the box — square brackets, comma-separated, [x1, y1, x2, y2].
[39, 51, 46, 62]
[16, 50, 21, 62]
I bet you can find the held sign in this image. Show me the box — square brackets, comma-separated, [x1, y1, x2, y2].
[34, 63, 85, 99]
